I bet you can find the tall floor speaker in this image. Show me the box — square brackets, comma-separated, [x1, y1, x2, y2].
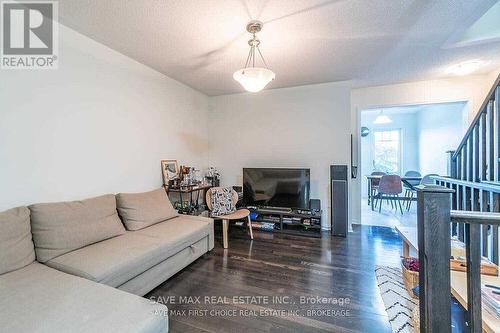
[331, 165, 348, 237]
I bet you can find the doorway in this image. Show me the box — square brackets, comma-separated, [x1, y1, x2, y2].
[359, 102, 467, 227]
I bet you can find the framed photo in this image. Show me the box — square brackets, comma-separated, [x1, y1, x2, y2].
[161, 160, 179, 184]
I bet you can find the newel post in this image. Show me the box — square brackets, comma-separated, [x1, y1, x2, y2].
[446, 150, 456, 178]
[417, 185, 454, 333]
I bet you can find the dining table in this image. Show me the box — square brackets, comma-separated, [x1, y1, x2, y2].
[365, 174, 422, 208]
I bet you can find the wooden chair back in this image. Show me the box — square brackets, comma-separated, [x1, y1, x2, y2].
[404, 170, 421, 177]
[206, 187, 239, 212]
[404, 170, 422, 187]
[420, 174, 439, 185]
[378, 175, 403, 195]
[371, 171, 386, 187]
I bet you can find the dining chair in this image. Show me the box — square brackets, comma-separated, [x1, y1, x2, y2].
[369, 171, 386, 205]
[406, 174, 439, 211]
[206, 187, 253, 249]
[375, 175, 403, 214]
[420, 174, 439, 185]
[403, 170, 421, 210]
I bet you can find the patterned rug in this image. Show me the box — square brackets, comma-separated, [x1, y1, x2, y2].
[375, 266, 418, 333]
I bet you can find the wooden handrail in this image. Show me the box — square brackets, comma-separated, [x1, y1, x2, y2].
[450, 210, 500, 225]
[452, 73, 500, 160]
[432, 176, 500, 193]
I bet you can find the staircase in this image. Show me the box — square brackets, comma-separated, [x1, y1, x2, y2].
[416, 74, 500, 332]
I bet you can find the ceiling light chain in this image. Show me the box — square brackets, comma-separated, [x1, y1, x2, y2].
[243, 32, 269, 70]
[256, 42, 269, 68]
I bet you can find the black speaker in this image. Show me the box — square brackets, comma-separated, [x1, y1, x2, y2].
[309, 199, 321, 212]
[330, 165, 348, 237]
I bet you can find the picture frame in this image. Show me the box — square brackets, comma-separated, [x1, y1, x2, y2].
[160, 160, 179, 184]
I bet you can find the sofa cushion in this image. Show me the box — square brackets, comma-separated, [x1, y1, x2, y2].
[46, 232, 164, 287]
[46, 215, 210, 288]
[210, 187, 236, 217]
[134, 215, 211, 252]
[29, 194, 126, 262]
[0, 262, 168, 333]
[116, 188, 178, 231]
[0, 207, 35, 275]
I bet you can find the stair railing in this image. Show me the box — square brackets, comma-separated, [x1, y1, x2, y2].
[417, 185, 500, 333]
[433, 176, 500, 264]
[419, 74, 500, 332]
[449, 74, 500, 183]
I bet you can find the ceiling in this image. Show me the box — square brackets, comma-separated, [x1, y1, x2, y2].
[58, 0, 500, 96]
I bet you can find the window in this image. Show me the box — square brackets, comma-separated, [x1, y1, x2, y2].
[373, 129, 401, 174]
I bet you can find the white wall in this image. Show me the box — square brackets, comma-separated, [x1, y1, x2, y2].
[360, 111, 419, 197]
[351, 72, 499, 225]
[208, 82, 351, 230]
[0, 24, 209, 210]
[417, 103, 467, 175]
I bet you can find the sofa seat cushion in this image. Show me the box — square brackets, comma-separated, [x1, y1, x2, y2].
[29, 194, 126, 262]
[46, 216, 211, 288]
[0, 263, 168, 333]
[134, 215, 212, 249]
[0, 206, 35, 275]
[46, 232, 166, 287]
[116, 188, 178, 231]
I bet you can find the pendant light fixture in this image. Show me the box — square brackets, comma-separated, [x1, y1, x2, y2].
[374, 109, 392, 124]
[233, 20, 275, 92]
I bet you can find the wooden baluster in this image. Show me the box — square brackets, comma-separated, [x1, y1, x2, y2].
[489, 191, 499, 264]
[463, 186, 472, 244]
[457, 151, 462, 180]
[468, 135, 474, 181]
[495, 87, 499, 181]
[458, 185, 464, 241]
[449, 182, 458, 236]
[465, 186, 472, 211]
[473, 189, 480, 212]
[480, 190, 489, 258]
[488, 100, 495, 181]
[417, 185, 453, 333]
[463, 144, 468, 181]
[465, 222, 482, 333]
[472, 189, 489, 257]
[493, 192, 500, 265]
[474, 124, 480, 182]
[494, 225, 499, 266]
[481, 112, 487, 181]
[448, 151, 457, 178]
[451, 184, 457, 211]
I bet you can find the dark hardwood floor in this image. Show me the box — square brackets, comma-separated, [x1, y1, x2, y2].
[147, 224, 404, 333]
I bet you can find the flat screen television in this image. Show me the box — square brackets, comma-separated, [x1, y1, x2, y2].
[243, 168, 310, 209]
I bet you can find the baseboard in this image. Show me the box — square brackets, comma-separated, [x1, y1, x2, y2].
[349, 219, 358, 233]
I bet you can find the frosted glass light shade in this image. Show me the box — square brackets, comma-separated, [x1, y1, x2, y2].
[374, 113, 392, 124]
[233, 67, 275, 92]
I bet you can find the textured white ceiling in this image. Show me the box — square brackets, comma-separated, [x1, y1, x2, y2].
[58, 0, 500, 96]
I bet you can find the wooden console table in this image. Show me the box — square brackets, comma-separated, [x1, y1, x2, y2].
[166, 184, 212, 215]
[395, 225, 500, 333]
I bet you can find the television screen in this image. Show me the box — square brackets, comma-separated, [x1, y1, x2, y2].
[243, 168, 310, 209]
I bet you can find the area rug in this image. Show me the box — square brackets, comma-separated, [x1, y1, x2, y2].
[375, 266, 418, 333]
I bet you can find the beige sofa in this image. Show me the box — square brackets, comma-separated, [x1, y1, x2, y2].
[0, 188, 215, 333]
